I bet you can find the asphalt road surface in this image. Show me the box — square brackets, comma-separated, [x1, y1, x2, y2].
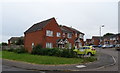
[94, 48, 118, 71]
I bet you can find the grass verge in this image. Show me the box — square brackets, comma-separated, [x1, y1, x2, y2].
[2, 51, 97, 65]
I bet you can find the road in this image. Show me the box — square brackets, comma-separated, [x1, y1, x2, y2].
[2, 48, 119, 72]
[93, 48, 118, 71]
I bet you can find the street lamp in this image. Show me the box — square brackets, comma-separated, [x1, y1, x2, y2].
[99, 24, 104, 45]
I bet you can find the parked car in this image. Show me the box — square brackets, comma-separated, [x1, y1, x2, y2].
[73, 46, 96, 56]
[90, 45, 98, 47]
[102, 45, 111, 49]
[102, 45, 115, 49]
[109, 45, 115, 48]
[115, 44, 120, 51]
[98, 45, 102, 48]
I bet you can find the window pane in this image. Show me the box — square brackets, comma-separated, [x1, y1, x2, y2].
[46, 30, 53, 36]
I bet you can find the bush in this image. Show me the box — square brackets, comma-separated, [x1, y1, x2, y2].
[7, 46, 26, 54]
[31, 44, 78, 58]
[32, 44, 43, 55]
[47, 48, 62, 57]
[1, 42, 8, 46]
[14, 46, 26, 54]
[7, 48, 14, 52]
[61, 49, 77, 58]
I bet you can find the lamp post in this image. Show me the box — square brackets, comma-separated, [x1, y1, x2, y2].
[99, 24, 104, 45]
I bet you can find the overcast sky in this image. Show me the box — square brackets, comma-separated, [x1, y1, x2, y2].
[1, 0, 119, 43]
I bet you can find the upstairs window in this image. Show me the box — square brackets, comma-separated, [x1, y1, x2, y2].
[75, 33, 77, 37]
[46, 30, 53, 37]
[63, 33, 65, 37]
[67, 33, 72, 38]
[57, 32, 61, 37]
[79, 34, 83, 39]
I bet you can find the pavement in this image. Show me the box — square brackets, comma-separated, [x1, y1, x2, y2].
[2, 50, 116, 71]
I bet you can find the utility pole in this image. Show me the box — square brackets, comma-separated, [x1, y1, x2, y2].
[99, 24, 104, 45]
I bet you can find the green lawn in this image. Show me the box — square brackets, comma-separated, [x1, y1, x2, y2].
[2, 51, 97, 65]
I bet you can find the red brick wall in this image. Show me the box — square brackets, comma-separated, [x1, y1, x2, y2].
[92, 38, 100, 46]
[24, 18, 84, 52]
[42, 18, 62, 48]
[24, 30, 43, 52]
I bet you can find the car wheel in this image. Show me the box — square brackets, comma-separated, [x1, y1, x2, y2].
[87, 52, 92, 57]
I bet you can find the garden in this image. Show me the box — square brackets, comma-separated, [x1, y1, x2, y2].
[2, 45, 97, 65]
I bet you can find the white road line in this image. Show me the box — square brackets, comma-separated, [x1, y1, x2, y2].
[76, 65, 86, 68]
[111, 56, 116, 65]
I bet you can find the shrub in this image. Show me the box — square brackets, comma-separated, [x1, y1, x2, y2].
[7, 48, 14, 52]
[32, 44, 43, 55]
[1, 42, 8, 46]
[31, 45, 78, 58]
[14, 46, 26, 54]
[47, 48, 62, 57]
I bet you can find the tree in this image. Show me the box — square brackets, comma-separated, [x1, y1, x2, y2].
[1, 42, 8, 46]
[103, 33, 114, 37]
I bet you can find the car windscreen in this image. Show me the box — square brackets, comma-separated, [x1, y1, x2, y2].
[82, 47, 90, 49]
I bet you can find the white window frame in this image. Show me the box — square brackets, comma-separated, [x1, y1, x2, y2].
[56, 32, 61, 37]
[75, 33, 77, 37]
[79, 34, 83, 39]
[63, 33, 65, 37]
[46, 43, 53, 48]
[32, 43, 34, 48]
[67, 33, 72, 38]
[46, 30, 53, 37]
[110, 38, 113, 40]
[69, 43, 72, 49]
[113, 38, 116, 40]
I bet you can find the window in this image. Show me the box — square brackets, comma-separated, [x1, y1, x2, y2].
[46, 43, 53, 48]
[46, 30, 53, 37]
[67, 33, 72, 38]
[113, 38, 116, 40]
[57, 32, 61, 37]
[32, 43, 34, 48]
[79, 34, 83, 38]
[63, 33, 65, 37]
[69, 43, 72, 49]
[75, 33, 77, 37]
[110, 38, 113, 40]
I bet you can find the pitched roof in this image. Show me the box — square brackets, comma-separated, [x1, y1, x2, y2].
[8, 37, 24, 41]
[59, 26, 72, 33]
[62, 26, 84, 34]
[68, 27, 84, 34]
[86, 39, 92, 41]
[92, 36, 102, 39]
[24, 17, 54, 34]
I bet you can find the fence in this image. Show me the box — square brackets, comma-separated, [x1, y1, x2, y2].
[2, 45, 24, 50]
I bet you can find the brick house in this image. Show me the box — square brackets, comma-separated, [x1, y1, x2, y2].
[8, 37, 24, 46]
[85, 39, 92, 46]
[103, 33, 120, 45]
[24, 17, 84, 52]
[91, 36, 102, 46]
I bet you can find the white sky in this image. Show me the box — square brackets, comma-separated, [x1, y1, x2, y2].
[1, 0, 119, 43]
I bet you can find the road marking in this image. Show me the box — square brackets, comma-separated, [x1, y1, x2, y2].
[111, 56, 116, 65]
[76, 65, 86, 68]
